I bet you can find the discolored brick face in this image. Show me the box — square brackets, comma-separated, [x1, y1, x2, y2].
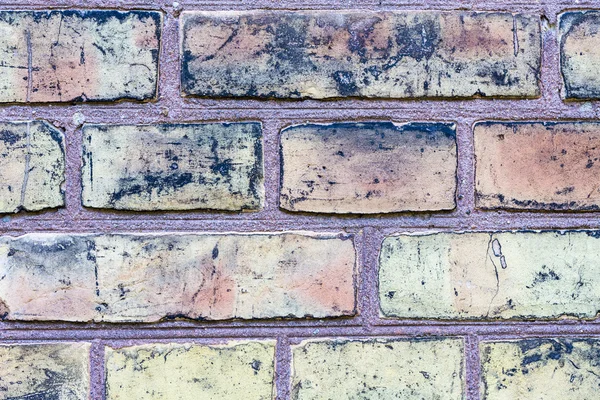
[280, 122, 456, 213]
[82, 123, 263, 211]
[480, 339, 600, 400]
[0, 232, 356, 322]
[0, 121, 65, 213]
[0, 343, 90, 399]
[475, 122, 600, 210]
[105, 341, 275, 400]
[379, 231, 600, 320]
[291, 338, 464, 399]
[0, 10, 160, 103]
[560, 11, 600, 99]
[181, 11, 540, 99]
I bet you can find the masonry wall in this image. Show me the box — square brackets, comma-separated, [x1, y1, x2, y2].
[1, 1, 600, 399]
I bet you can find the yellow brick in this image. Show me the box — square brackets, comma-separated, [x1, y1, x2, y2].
[106, 341, 275, 400]
[481, 339, 600, 400]
[291, 338, 464, 399]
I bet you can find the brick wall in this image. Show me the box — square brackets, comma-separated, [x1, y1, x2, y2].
[1, 1, 600, 399]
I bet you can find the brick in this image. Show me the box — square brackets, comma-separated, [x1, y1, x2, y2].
[280, 122, 456, 213]
[0, 342, 90, 399]
[560, 11, 600, 99]
[379, 231, 600, 320]
[181, 11, 540, 99]
[105, 341, 275, 400]
[82, 123, 263, 211]
[0, 121, 64, 213]
[475, 122, 600, 210]
[0, 232, 355, 322]
[481, 339, 600, 400]
[291, 338, 464, 399]
[0, 10, 160, 103]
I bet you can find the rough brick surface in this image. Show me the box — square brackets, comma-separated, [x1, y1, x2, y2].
[280, 122, 456, 213]
[475, 122, 600, 210]
[0, 342, 90, 399]
[181, 11, 540, 99]
[105, 341, 275, 400]
[0, 121, 65, 213]
[560, 11, 600, 99]
[379, 231, 600, 320]
[0, 10, 160, 103]
[291, 338, 464, 399]
[82, 123, 263, 211]
[0, 232, 356, 322]
[481, 339, 600, 400]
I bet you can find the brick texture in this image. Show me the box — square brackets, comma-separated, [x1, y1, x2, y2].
[280, 122, 456, 213]
[82, 123, 263, 211]
[480, 339, 600, 399]
[379, 231, 600, 320]
[0, 232, 356, 322]
[0, 121, 64, 213]
[291, 338, 464, 399]
[475, 122, 600, 210]
[0, 11, 160, 103]
[560, 11, 600, 99]
[105, 341, 275, 399]
[181, 11, 540, 99]
[1, 2, 599, 400]
[0, 343, 90, 399]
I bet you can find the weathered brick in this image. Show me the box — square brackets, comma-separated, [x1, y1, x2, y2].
[291, 338, 464, 399]
[280, 122, 456, 213]
[106, 341, 275, 400]
[0, 10, 160, 103]
[82, 123, 263, 211]
[475, 122, 600, 210]
[0, 342, 90, 399]
[560, 11, 600, 99]
[0, 232, 355, 322]
[0, 121, 64, 213]
[181, 11, 540, 99]
[379, 231, 600, 320]
[481, 339, 600, 400]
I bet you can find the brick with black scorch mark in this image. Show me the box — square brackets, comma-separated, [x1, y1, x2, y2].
[560, 11, 600, 99]
[181, 11, 540, 99]
[0, 343, 90, 399]
[0, 121, 64, 213]
[0, 10, 161, 103]
[481, 338, 600, 399]
[82, 123, 264, 211]
[0, 232, 356, 322]
[280, 121, 456, 213]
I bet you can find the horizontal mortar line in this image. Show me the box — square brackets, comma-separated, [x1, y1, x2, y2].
[3, 324, 600, 340]
[5, 214, 600, 225]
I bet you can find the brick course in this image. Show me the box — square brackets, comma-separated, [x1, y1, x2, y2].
[0, 2, 599, 399]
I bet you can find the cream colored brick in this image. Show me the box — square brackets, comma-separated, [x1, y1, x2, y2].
[379, 231, 600, 320]
[0, 10, 160, 103]
[0, 232, 356, 322]
[82, 123, 263, 211]
[182, 11, 540, 99]
[560, 11, 600, 99]
[291, 338, 464, 399]
[280, 122, 456, 213]
[0, 342, 90, 399]
[0, 121, 64, 213]
[105, 341, 275, 400]
[481, 339, 600, 400]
